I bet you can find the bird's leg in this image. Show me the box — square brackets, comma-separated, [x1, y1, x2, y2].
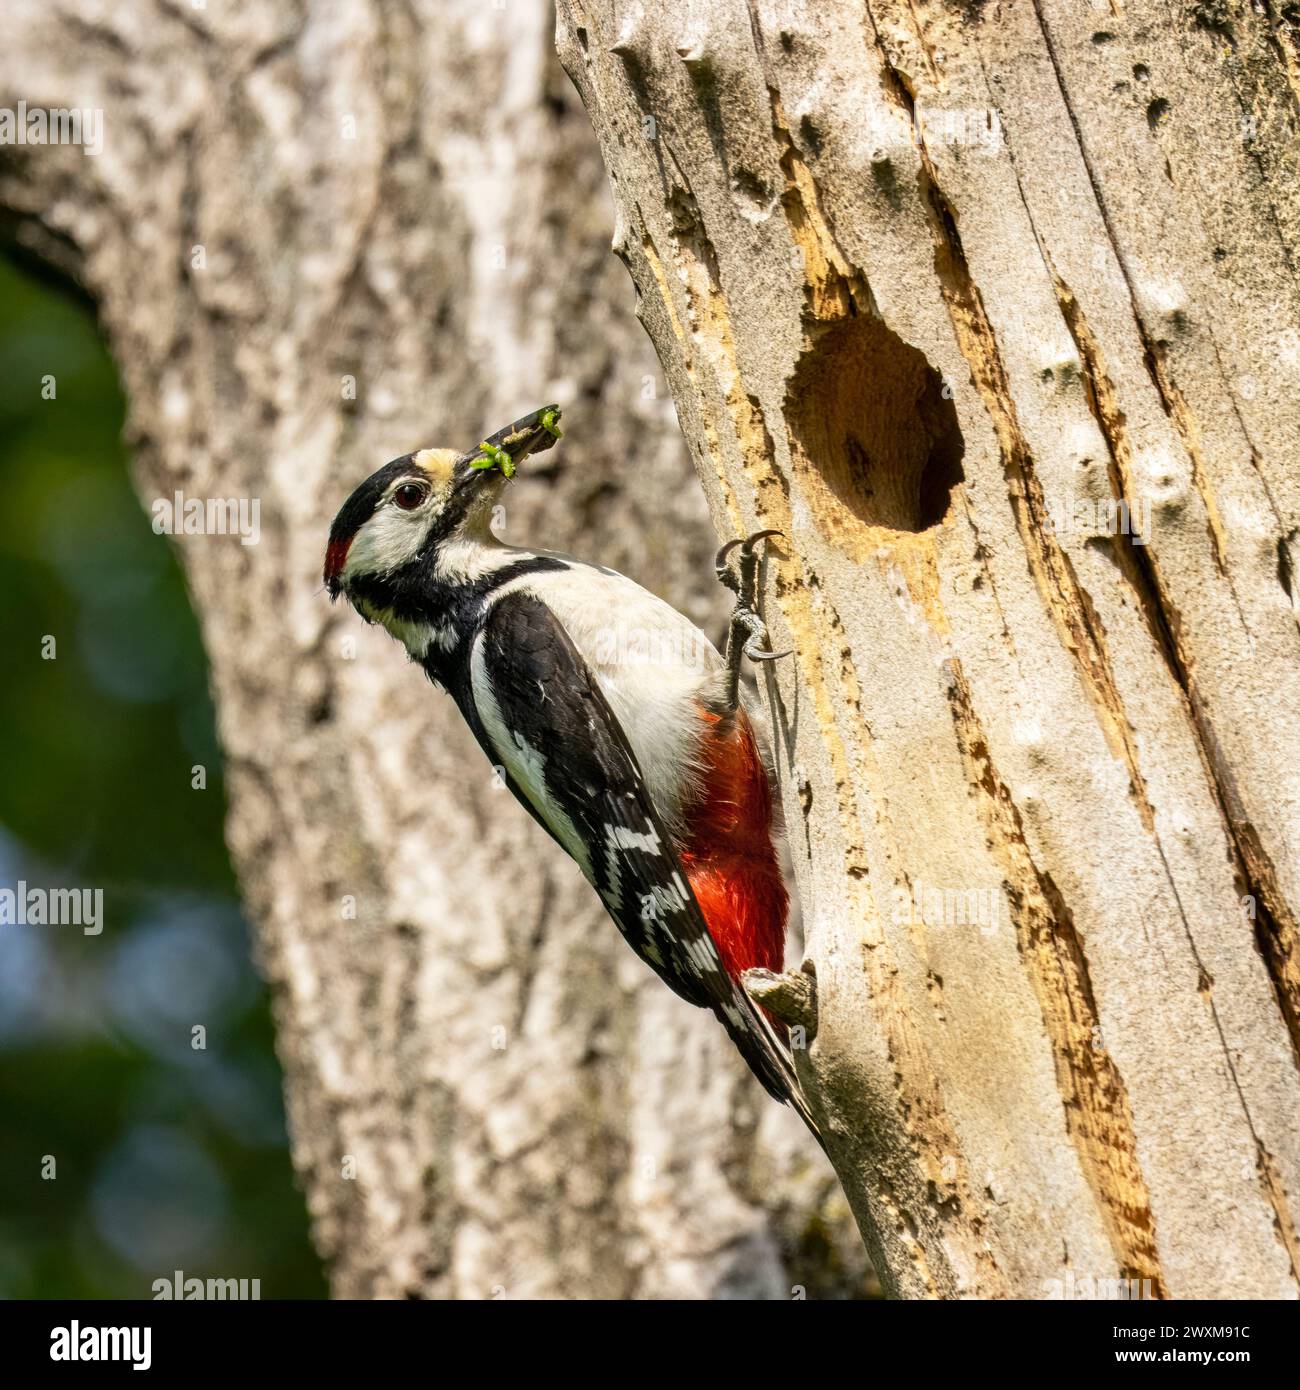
[715, 529, 793, 709]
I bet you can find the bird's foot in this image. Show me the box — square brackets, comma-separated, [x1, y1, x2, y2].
[741, 966, 819, 1038]
[716, 531, 792, 704]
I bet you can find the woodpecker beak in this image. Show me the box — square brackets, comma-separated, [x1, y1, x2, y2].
[455, 404, 563, 480]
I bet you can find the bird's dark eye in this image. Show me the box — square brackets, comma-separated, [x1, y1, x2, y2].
[393, 483, 427, 511]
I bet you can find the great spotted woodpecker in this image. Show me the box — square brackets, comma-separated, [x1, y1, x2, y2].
[324, 406, 815, 1132]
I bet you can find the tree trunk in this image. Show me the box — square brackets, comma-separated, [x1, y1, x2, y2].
[0, 0, 868, 1298]
[556, 0, 1300, 1298]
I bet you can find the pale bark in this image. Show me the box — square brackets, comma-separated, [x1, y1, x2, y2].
[557, 0, 1300, 1298]
[0, 0, 867, 1298]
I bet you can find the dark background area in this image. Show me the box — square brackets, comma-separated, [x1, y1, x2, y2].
[0, 254, 325, 1298]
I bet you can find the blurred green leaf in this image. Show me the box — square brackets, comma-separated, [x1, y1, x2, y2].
[0, 254, 325, 1299]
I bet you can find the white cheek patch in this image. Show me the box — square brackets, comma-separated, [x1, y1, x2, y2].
[343, 502, 431, 581]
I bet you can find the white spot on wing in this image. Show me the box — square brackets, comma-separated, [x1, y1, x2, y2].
[599, 819, 664, 913]
[606, 823, 661, 855]
[683, 934, 721, 979]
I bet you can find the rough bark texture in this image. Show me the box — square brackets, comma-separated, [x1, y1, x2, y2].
[0, 0, 869, 1298]
[557, 0, 1300, 1298]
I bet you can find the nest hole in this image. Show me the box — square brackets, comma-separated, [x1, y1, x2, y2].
[785, 315, 964, 537]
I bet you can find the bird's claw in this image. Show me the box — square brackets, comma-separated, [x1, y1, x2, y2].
[714, 529, 784, 586]
[734, 603, 790, 664]
[744, 528, 785, 551]
[717, 532, 792, 703]
[746, 638, 793, 662]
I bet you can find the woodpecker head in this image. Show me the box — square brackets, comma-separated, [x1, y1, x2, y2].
[323, 405, 562, 604]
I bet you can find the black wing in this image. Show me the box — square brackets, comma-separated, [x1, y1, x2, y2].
[466, 588, 811, 1122]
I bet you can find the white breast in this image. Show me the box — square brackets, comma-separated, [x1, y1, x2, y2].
[507, 559, 726, 835]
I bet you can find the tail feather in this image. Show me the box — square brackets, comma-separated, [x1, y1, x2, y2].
[715, 985, 822, 1141]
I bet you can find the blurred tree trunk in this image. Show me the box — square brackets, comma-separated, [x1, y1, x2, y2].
[556, 0, 1300, 1298]
[0, 0, 866, 1298]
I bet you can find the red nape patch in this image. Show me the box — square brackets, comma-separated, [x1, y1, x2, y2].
[678, 706, 788, 986]
[323, 537, 352, 589]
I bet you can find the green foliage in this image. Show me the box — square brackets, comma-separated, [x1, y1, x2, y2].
[0, 256, 325, 1298]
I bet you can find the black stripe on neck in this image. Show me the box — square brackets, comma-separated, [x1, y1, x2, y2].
[348, 554, 569, 635]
